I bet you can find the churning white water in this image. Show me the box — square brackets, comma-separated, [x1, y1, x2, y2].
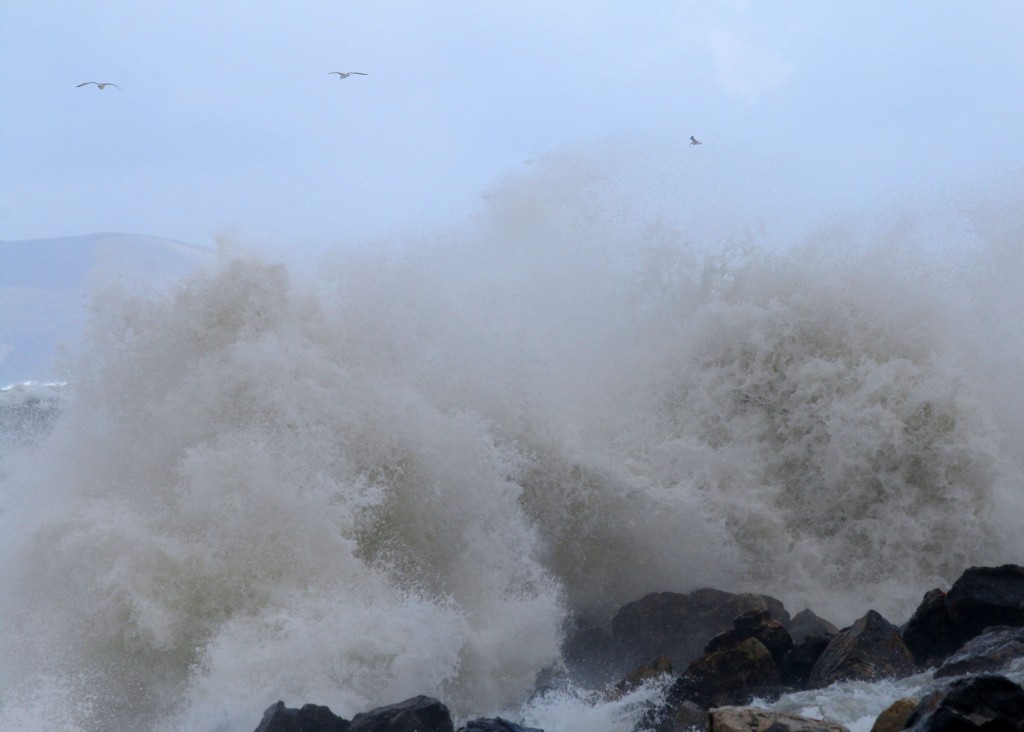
[2, 158, 1024, 732]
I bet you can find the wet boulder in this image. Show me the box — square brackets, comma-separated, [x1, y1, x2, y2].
[901, 589, 953, 667]
[780, 633, 833, 688]
[903, 565, 1024, 667]
[610, 589, 790, 679]
[560, 623, 617, 686]
[349, 696, 453, 732]
[254, 701, 350, 732]
[934, 625, 1024, 679]
[459, 718, 544, 732]
[637, 698, 708, 732]
[807, 610, 915, 688]
[708, 706, 848, 732]
[668, 637, 784, 709]
[904, 674, 1024, 732]
[611, 656, 673, 699]
[869, 698, 918, 732]
[787, 609, 839, 645]
[704, 609, 794, 668]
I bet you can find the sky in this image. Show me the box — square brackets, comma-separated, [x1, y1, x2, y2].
[2, 1, 1023, 261]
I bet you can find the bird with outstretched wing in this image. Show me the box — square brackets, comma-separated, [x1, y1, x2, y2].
[77, 82, 121, 90]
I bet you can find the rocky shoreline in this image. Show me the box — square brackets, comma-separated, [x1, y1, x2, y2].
[252, 564, 1024, 732]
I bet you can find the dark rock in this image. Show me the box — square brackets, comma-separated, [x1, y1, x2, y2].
[669, 637, 785, 709]
[947, 566, 1024, 630]
[788, 609, 840, 645]
[667, 700, 708, 732]
[904, 565, 1024, 667]
[935, 626, 1024, 678]
[254, 701, 350, 732]
[704, 609, 794, 668]
[781, 633, 834, 688]
[904, 674, 1024, 732]
[459, 718, 544, 732]
[708, 706, 849, 732]
[807, 610, 915, 688]
[610, 588, 790, 681]
[902, 589, 954, 667]
[608, 658, 676, 729]
[637, 698, 707, 732]
[561, 623, 617, 687]
[349, 696, 453, 732]
[869, 698, 918, 732]
[612, 656, 673, 698]
[530, 664, 572, 702]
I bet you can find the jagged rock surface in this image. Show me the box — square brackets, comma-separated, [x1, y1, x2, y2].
[254, 701, 350, 732]
[708, 706, 848, 732]
[868, 698, 918, 732]
[780, 633, 833, 687]
[787, 609, 839, 645]
[704, 609, 794, 668]
[669, 637, 784, 709]
[808, 610, 914, 688]
[904, 675, 1024, 732]
[349, 696, 453, 732]
[935, 625, 1024, 678]
[903, 565, 1024, 667]
[605, 589, 789, 681]
[459, 718, 544, 732]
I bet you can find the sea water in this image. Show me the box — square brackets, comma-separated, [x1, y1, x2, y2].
[2, 162, 1024, 731]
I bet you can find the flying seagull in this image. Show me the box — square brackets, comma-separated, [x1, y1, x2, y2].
[689, 136, 702, 146]
[77, 81, 121, 90]
[328, 72, 367, 79]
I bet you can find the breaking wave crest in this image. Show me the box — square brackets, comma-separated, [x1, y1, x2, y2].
[2, 156, 1023, 731]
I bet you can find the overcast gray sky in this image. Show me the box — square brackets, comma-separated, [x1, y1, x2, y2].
[2, 1, 1023, 260]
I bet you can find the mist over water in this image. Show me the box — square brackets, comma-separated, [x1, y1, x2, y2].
[2, 156, 1024, 732]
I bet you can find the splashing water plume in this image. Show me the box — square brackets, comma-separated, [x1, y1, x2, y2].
[2, 153, 1024, 731]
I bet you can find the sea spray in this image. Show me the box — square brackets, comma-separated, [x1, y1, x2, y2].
[1, 258, 564, 731]
[2, 157, 1024, 731]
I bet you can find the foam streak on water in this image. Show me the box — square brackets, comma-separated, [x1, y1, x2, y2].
[2, 159, 1024, 731]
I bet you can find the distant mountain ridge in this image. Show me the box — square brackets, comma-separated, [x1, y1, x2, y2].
[0, 232, 215, 387]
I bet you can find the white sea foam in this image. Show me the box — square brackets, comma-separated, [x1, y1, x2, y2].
[2, 154, 1023, 731]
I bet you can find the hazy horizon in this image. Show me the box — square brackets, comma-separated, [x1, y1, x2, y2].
[3, 2, 1022, 264]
